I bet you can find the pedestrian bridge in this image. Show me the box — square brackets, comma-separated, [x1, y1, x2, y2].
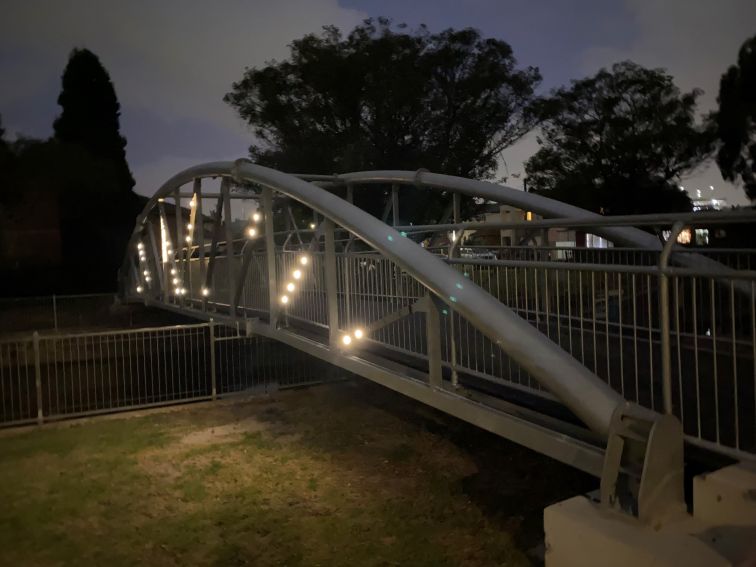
[120, 159, 756, 523]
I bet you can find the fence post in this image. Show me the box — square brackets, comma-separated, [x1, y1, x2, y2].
[659, 222, 684, 416]
[209, 321, 217, 400]
[32, 331, 44, 424]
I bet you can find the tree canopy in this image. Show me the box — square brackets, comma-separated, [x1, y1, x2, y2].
[525, 61, 711, 215]
[225, 19, 540, 221]
[712, 35, 756, 201]
[54, 48, 134, 194]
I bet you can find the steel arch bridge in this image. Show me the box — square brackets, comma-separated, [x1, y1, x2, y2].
[119, 159, 756, 524]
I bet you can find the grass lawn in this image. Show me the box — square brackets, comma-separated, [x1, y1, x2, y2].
[0, 380, 594, 566]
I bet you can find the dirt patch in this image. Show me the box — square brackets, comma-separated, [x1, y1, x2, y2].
[178, 416, 271, 446]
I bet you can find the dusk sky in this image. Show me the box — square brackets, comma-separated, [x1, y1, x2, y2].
[2, 0, 755, 205]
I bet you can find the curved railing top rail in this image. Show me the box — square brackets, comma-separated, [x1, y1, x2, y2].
[123, 160, 634, 437]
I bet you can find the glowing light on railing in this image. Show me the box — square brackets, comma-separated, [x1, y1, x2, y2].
[187, 223, 193, 230]
[201, 287, 210, 297]
[143, 270, 149, 276]
[189, 199, 196, 208]
[172, 277, 179, 285]
[136, 285, 143, 293]
[137, 242, 144, 250]
[309, 223, 316, 229]
[298, 255, 309, 266]
[280, 295, 289, 305]
[145, 276, 152, 282]
[252, 212, 261, 222]
[342, 335, 352, 346]
[293, 269, 302, 280]
[286, 282, 295, 292]
[170, 268, 177, 275]
[247, 227, 257, 238]
[353, 328, 364, 340]
[185, 235, 192, 243]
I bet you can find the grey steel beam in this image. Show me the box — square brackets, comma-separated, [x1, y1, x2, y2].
[222, 180, 235, 318]
[324, 218, 339, 347]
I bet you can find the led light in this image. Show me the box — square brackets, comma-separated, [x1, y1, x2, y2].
[172, 277, 179, 285]
[170, 268, 177, 275]
[280, 295, 289, 305]
[353, 328, 364, 339]
[137, 242, 144, 250]
[299, 255, 309, 266]
[286, 282, 295, 292]
[143, 270, 149, 276]
[201, 287, 210, 297]
[189, 200, 196, 208]
[252, 212, 261, 222]
[292, 269, 302, 280]
[145, 276, 151, 282]
[187, 223, 193, 230]
[180, 288, 187, 295]
[309, 223, 316, 229]
[185, 235, 192, 243]
[136, 285, 143, 293]
[247, 226, 257, 238]
[342, 335, 352, 346]
[140, 256, 146, 262]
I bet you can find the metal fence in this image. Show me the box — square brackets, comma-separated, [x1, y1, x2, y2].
[0, 322, 342, 427]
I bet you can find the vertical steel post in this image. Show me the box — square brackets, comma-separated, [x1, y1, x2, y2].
[262, 187, 279, 328]
[449, 191, 461, 387]
[197, 180, 206, 310]
[174, 189, 185, 301]
[660, 221, 684, 415]
[222, 181, 236, 318]
[52, 295, 58, 331]
[209, 321, 217, 400]
[33, 331, 43, 424]
[425, 297, 442, 388]
[324, 218, 339, 347]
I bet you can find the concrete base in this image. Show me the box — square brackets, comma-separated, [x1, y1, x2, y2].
[694, 462, 756, 527]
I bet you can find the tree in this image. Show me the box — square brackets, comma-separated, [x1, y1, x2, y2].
[712, 35, 756, 201]
[53, 48, 135, 194]
[225, 19, 540, 221]
[525, 61, 711, 215]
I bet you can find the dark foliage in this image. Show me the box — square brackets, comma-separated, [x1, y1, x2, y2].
[525, 61, 712, 215]
[712, 35, 756, 201]
[225, 19, 541, 222]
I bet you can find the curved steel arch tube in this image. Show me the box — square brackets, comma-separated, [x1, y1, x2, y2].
[299, 170, 749, 286]
[122, 161, 649, 438]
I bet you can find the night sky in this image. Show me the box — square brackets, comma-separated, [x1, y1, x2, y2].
[1, 0, 754, 205]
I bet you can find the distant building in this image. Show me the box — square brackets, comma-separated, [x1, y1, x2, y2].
[692, 198, 729, 212]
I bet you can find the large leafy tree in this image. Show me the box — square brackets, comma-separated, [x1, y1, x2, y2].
[54, 48, 135, 195]
[525, 61, 711, 215]
[225, 19, 540, 221]
[712, 35, 756, 201]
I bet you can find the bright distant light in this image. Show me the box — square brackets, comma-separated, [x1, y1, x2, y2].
[137, 242, 144, 250]
[252, 212, 261, 222]
[286, 282, 295, 292]
[292, 269, 302, 280]
[201, 287, 210, 297]
[187, 223, 193, 230]
[140, 256, 146, 263]
[189, 200, 196, 208]
[353, 328, 364, 339]
[342, 335, 352, 346]
[280, 295, 289, 304]
[309, 223, 316, 229]
[136, 285, 143, 293]
[247, 227, 257, 238]
[172, 277, 179, 285]
[170, 268, 177, 275]
[185, 235, 192, 243]
[299, 255, 309, 266]
[143, 270, 149, 276]
[145, 276, 151, 282]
